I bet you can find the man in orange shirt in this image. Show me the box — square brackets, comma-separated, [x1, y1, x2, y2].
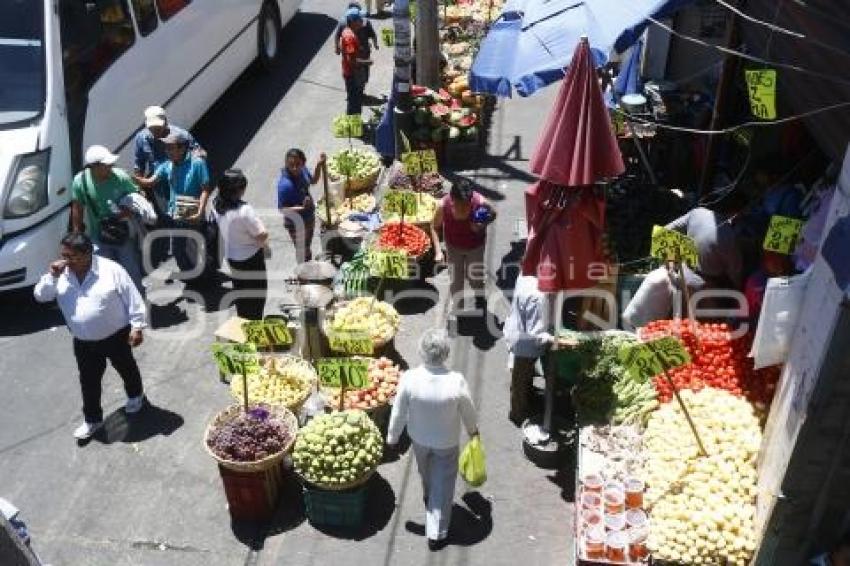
[341, 9, 369, 116]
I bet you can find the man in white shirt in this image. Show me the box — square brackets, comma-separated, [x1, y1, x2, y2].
[34, 232, 147, 441]
[387, 329, 478, 551]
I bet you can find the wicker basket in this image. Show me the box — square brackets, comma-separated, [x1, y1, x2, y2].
[204, 404, 299, 473]
[322, 299, 400, 350]
[319, 356, 398, 412]
[229, 355, 317, 415]
[300, 465, 377, 492]
[329, 169, 380, 195]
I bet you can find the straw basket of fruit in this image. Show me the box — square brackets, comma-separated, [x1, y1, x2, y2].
[323, 297, 401, 350]
[316, 193, 376, 226]
[204, 403, 298, 473]
[230, 355, 317, 415]
[322, 356, 400, 412]
[326, 148, 381, 195]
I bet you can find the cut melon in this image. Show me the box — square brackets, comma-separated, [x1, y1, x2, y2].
[429, 103, 450, 117]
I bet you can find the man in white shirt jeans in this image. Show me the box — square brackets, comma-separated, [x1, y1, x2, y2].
[34, 232, 147, 441]
[387, 329, 478, 551]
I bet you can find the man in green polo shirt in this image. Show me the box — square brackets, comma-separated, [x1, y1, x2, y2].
[70, 145, 143, 291]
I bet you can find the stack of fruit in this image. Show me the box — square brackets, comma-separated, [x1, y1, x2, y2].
[229, 355, 316, 410]
[326, 297, 401, 345]
[642, 388, 761, 565]
[410, 86, 480, 145]
[316, 193, 376, 225]
[376, 222, 431, 258]
[293, 410, 384, 488]
[326, 148, 381, 189]
[639, 320, 781, 410]
[323, 357, 401, 410]
[206, 404, 297, 463]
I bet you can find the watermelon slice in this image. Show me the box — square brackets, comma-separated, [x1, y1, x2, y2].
[458, 115, 477, 127]
[411, 85, 429, 96]
[438, 88, 452, 102]
[429, 103, 450, 117]
[450, 98, 462, 110]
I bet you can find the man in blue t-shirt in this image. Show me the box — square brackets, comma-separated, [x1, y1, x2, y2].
[276, 148, 326, 263]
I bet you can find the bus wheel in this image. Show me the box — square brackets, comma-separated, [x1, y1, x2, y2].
[257, 2, 282, 70]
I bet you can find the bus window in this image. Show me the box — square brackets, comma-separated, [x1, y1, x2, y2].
[156, 0, 191, 21]
[130, 0, 158, 36]
[0, 0, 45, 127]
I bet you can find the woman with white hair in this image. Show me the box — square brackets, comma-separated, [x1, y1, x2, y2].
[387, 329, 479, 551]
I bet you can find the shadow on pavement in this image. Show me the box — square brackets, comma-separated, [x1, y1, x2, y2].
[231, 471, 307, 551]
[89, 403, 184, 445]
[0, 288, 65, 337]
[402, 491, 493, 547]
[495, 239, 526, 293]
[441, 171, 506, 202]
[193, 11, 338, 178]
[456, 310, 502, 351]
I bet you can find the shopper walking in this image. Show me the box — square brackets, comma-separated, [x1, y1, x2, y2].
[276, 149, 325, 263]
[387, 329, 479, 550]
[431, 181, 497, 310]
[70, 145, 144, 292]
[340, 9, 371, 116]
[212, 169, 269, 320]
[33, 232, 147, 441]
[335, 3, 378, 88]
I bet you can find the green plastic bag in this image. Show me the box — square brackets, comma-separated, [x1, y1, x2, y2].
[459, 436, 487, 487]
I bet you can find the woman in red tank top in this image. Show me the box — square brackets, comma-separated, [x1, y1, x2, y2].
[431, 181, 497, 309]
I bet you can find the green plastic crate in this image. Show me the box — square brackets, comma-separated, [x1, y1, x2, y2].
[303, 483, 368, 528]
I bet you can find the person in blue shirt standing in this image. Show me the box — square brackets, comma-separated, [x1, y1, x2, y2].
[276, 148, 326, 263]
[135, 131, 212, 275]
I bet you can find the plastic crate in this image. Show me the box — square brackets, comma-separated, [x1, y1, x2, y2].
[218, 462, 284, 521]
[303, 483, 368, 528]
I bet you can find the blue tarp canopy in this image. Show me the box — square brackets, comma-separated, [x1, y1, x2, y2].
[470, 0, 696, 97]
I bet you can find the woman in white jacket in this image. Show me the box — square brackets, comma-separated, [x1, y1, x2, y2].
[387, 329, 478, 551]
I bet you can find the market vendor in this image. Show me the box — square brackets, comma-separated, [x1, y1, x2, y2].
[621, 265, 705, 331]
[431, 180, 497, 311]
[276, 148, 326, 263]
[665, 192, 746, 289]
[503, 274, 554, 425]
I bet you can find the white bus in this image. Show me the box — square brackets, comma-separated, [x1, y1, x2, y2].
[0, 0, 298, 290]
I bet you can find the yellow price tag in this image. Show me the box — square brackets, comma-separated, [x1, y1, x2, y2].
[401, 151, 422, 175]
[327, 331, 374, 355]
[210, 343, 260, 375]
[369, 249, 408, 279]
[745, 69, 777, 120]
[242, 319, 293, 348]
[650, 225, 699, 266]
[383, 189, 418, 216]
[763, 215, 803, 254]
[618, 336, 691, 382]
[381, 28, 394, 47]
[419, 149, 438, 174]
[332, 114, 363, 138]
[316, 358, 370, 389]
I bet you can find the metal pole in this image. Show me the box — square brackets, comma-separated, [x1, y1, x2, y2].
[393, 0, 414, 159]
[415, 0, 440, 89]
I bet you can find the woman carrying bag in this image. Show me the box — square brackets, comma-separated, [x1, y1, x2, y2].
[211, 169, 269, 320]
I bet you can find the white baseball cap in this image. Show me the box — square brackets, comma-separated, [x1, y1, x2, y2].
[84, 145, 119, 167]
[144, 105, 167, 128]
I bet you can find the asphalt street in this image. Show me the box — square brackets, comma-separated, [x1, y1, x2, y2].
[0, 1, 573, 564]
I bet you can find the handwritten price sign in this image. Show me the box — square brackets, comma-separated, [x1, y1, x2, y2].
[383, 189, 418, 216]
[763, 215, 803, 254]
[401, 150, 438, 175]
[241, 319, 293, 348]
[651, 225, 699, 266]
[369, 249, 408, 279]
[316, 358, 370, 389]
[381, 28, 394, 47]
[745, 69, 777, 120]
[332, 114, 364, 138]
[619, 336, 691, 382]
[327, 330, 374, 355]
[211, 343, 260, 376]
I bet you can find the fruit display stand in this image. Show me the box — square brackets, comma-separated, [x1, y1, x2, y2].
[228, 355, 318, 417]
[213, 316, 299, 383]
[325, 148, 382, 196]
[320, 356, 401, 434]
[204, 404, 298, 522]
[321, 297, 401, 358]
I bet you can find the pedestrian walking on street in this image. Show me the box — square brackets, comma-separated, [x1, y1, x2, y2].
[335, 3, 378, 89]
[276, 149, 325, 263]
[70, 145, 144, 292]
[387, 329, 479, 551]
[212, 169, 269, 320]
[33, 233, 147, 441]
[431, 180, 497, 310]
[340, 9, 371, 116]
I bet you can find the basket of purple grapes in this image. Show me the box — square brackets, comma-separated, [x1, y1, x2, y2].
[205, 404, 298, 473]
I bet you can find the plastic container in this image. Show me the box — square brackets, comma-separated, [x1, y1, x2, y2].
[624, 477, 645, 509]
[628, 527, 649, 560]
[625, 508, 648, 529]
[606, 531, 628, 561]
[218, 462, 284, 521]
[581, 508, 603, 531]
[603, 485, 626, 515]
[582, 472, 604, 492]
[604, 512, 626, 532]
[585, 526, 606, 559]
[581, 491, 602, 510]
[303, 483, 368, 528]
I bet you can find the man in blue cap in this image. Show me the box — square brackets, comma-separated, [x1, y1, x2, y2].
[339, 8, 372, 116]
[335, 3, 378, 92]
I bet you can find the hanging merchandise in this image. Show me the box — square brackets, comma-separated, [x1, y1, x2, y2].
[749, 272, 810, 369]
[744, 68, 777, 120]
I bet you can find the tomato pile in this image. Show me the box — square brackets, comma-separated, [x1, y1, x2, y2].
[376, 222, 431, 257]
[640, 319, 781, 409]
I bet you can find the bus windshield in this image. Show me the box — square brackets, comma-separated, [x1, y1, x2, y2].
[0, 1, 45, 127]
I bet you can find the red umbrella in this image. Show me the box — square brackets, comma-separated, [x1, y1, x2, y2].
[522, 37, 624, 291]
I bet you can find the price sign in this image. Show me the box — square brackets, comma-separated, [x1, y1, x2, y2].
[745, 69, 777, 120]
[619, 336, 691, 382]
[401, 150, 438, 175]
[381, 28, 394, 47]
[327, 330, 374, 355]
[241, 319, 293, 348]
[383, 189, 418, 216]
[211, 343, 260, 375]
[316, 358, 370, 389]
[763, 215, 803, 254]
[650, 225, 699, 266]
[369, 249, 408, 279]
[332, 114, 364, 138]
